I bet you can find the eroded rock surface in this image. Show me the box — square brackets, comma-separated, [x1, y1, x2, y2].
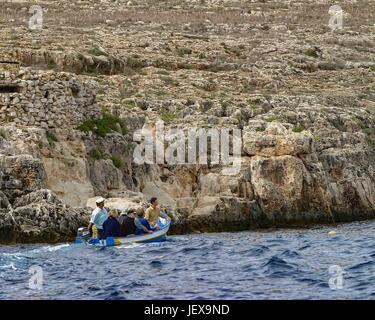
[0, 0, 375, 243]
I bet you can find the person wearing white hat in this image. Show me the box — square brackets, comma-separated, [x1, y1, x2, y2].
[88, 197, 108, 240]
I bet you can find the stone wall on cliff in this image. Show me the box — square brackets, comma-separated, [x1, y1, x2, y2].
[0, 67, 100, 130]
[0, 67, 101, 243]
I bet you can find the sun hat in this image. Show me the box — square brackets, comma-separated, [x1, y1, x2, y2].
[95, 197, 105, 204]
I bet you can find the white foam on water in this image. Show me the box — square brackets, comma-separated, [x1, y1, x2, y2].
[169, 236, 190, 242]
[18, 244, 69, 257]
[0, 263, 17, 270]
[45, 244, 71, 252]
[1, 252, 23, 260]
[114, 243, 143, 250]
[1, 243, 71, 259]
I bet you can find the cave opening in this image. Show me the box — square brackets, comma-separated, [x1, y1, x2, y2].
[0, 84, 21, 94]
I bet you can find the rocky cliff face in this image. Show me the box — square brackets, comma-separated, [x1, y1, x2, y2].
[0, 0, 375, 243]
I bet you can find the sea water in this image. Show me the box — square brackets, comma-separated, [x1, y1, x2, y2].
[1, 220, 375, 299]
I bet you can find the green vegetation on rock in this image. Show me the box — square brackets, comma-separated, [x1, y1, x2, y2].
[111, 155, 123, 169]
[78, 112, 127, 137]
[90, 148, 106, 160]
[156, 69, 170, 76]
[46, 131, 58, 146]
[126, 56, 147, 70]
[160, 76, 179, 86]
[159, 107, 177, 123]
[122, 100, 137, 109]
[0, 129, 7, 139]
[255, 127, 265, 132]
[366, 136, 374, 148]
[177, 47, 192, 56]
[264, 115, 278, 123]
[292, 124, 305, 133]
[88, 47, 108, 57]
[304, 48, 319, 58]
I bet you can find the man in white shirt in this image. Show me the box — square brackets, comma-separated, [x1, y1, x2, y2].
[88, 197, 108, 240]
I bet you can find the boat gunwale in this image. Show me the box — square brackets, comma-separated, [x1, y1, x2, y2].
[78, 220, 171, 247]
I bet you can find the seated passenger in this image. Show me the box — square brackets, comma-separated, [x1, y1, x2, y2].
[134, 209, 154, 235]
[145, 197, 170, 228]
[119, 209, 137, 237]
[103, 209, 121, 238]
[117, 209, 128, 225]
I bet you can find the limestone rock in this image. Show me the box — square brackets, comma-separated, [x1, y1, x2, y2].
[0, 154, 47, 202]
[1, 0, 375, 243]
[243, 123, 313, 157]
[0, 189, 90, 244]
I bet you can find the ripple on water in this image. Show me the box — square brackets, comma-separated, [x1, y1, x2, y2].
[2, 220, 375, 299]
[279, 249, 301, 259]
[241, 244, 270, 256]
[262, 256, 296, 277]
[298, 244, 311, 251]
[241, 262, 258, 272]
[149, 260, 163, 268]
[105, 291, 124, 300]
[178, 247, 201, 254]
[348, 260, 375, 271]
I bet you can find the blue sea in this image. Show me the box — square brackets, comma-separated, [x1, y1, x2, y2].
[1, 220, 375, 300]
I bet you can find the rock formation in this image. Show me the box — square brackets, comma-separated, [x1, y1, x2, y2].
[0, 0, 374, 243]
